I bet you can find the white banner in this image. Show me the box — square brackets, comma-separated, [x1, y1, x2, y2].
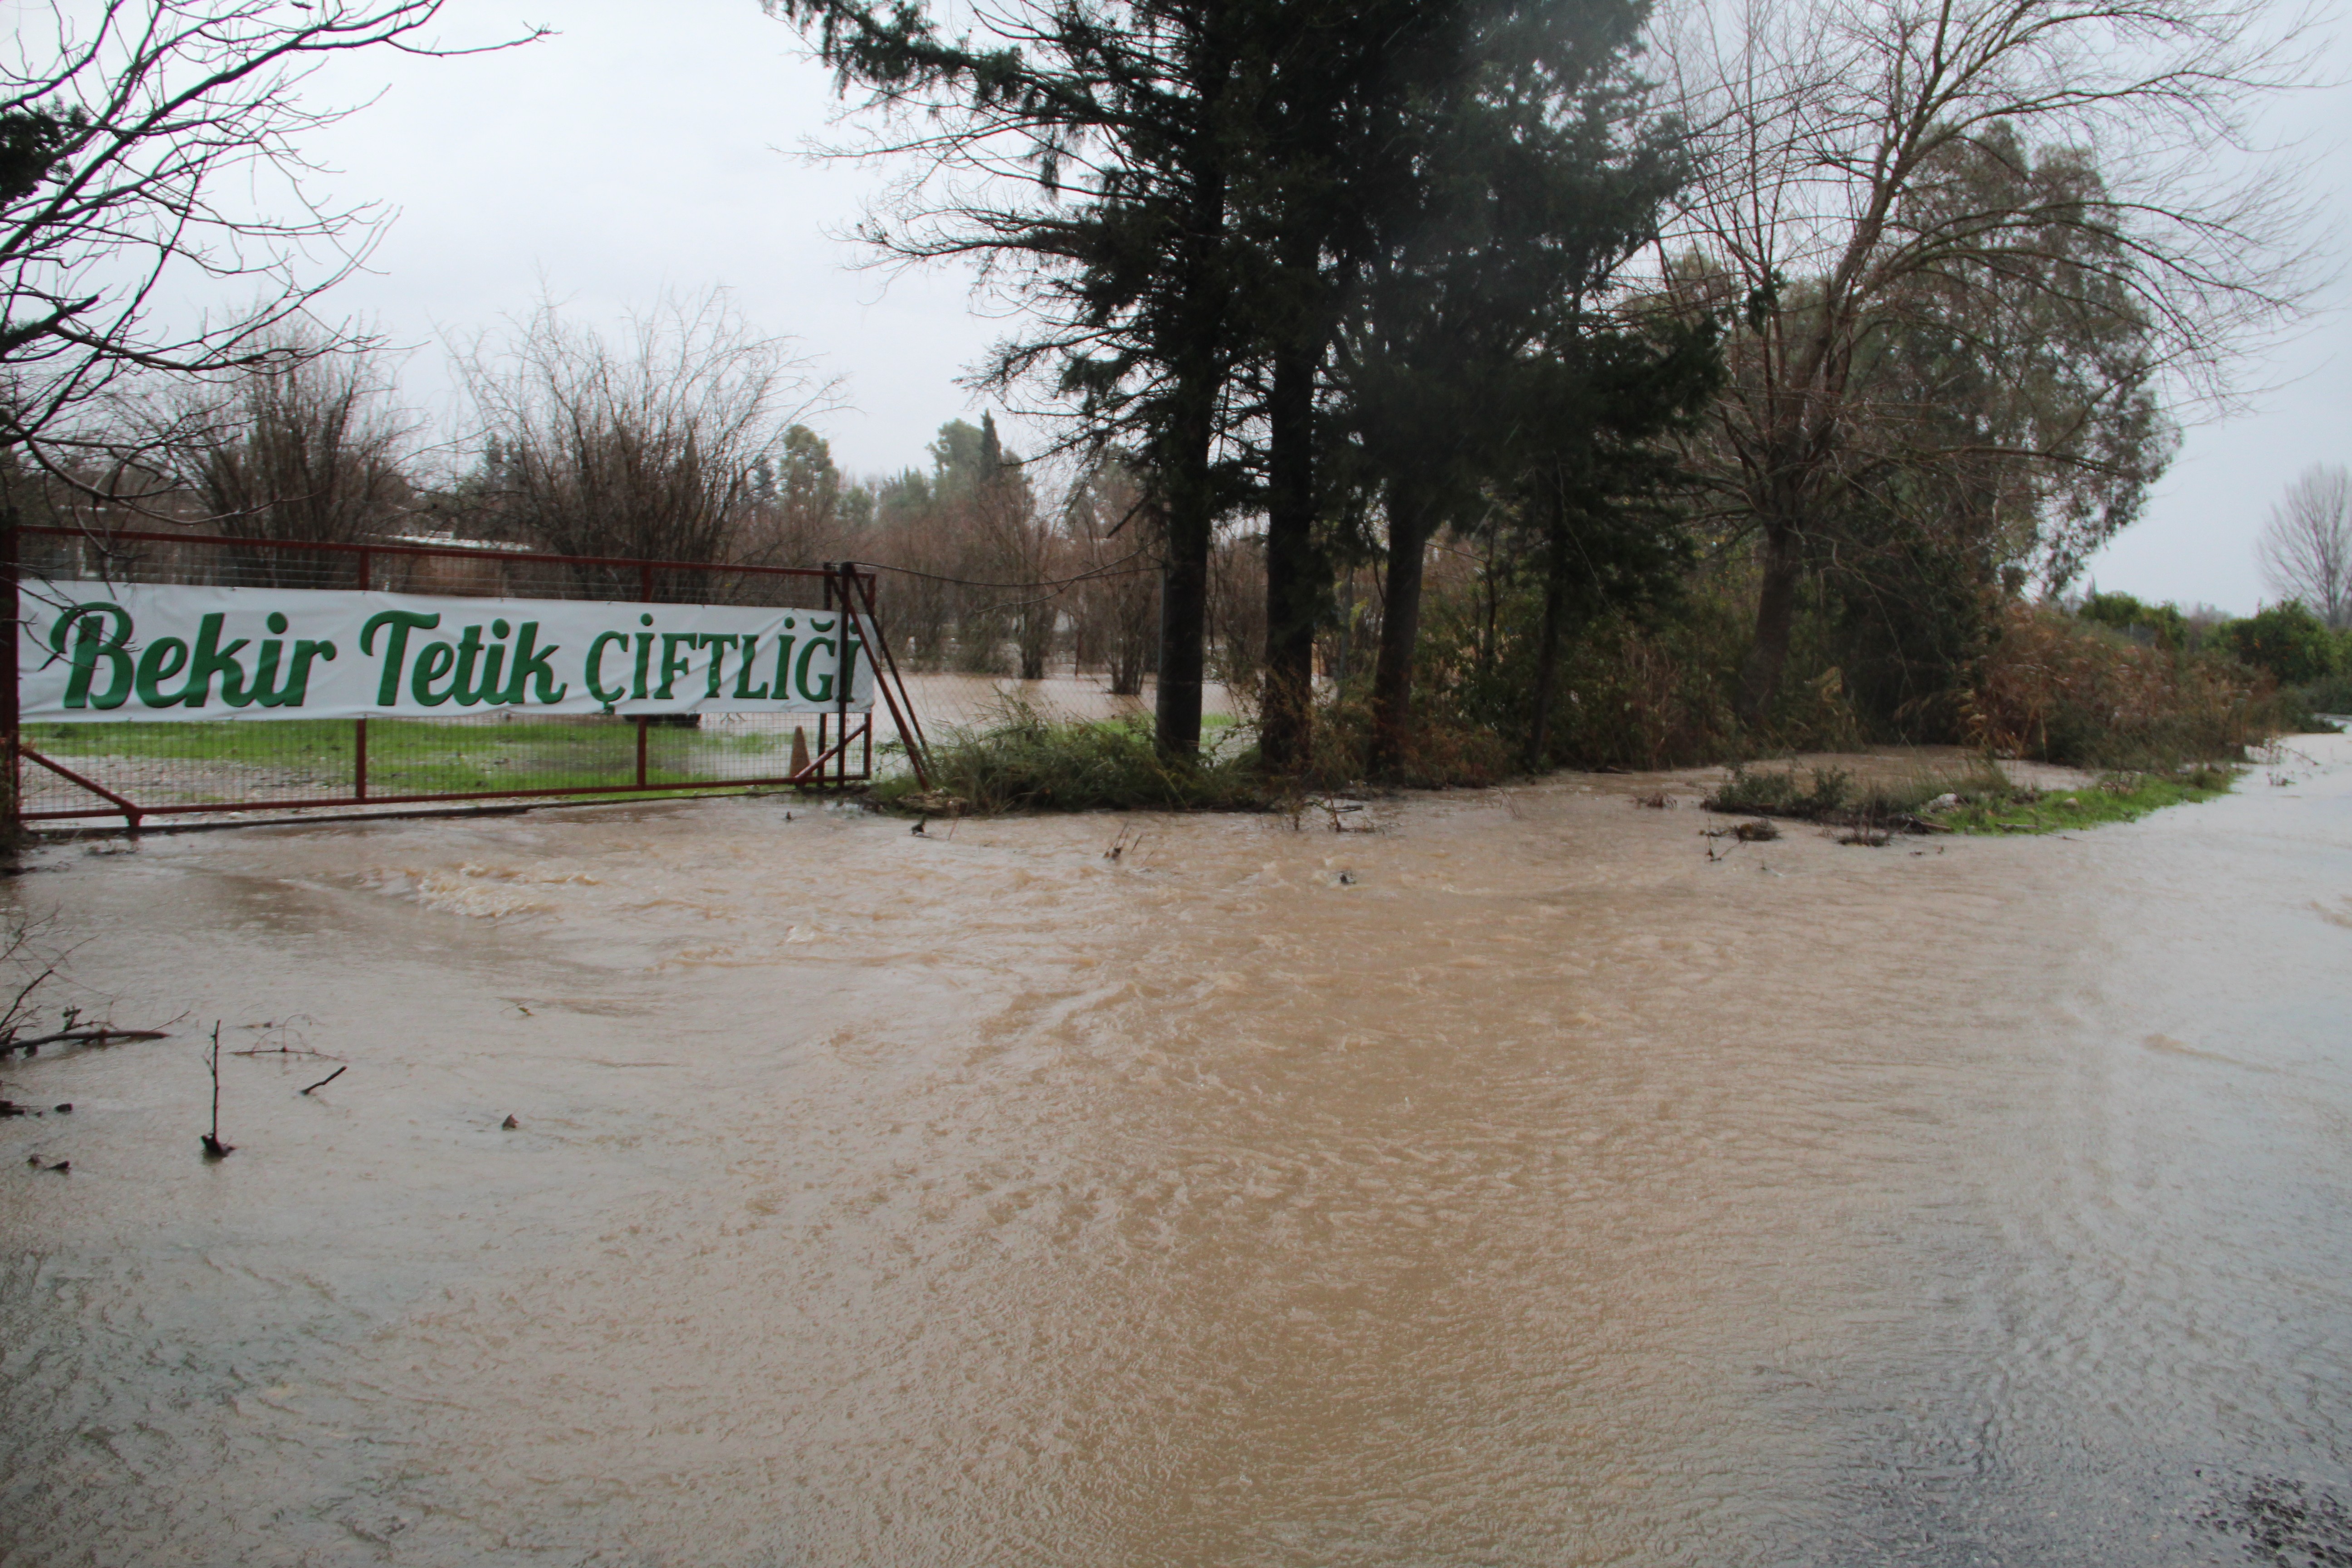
[20, 581, 874, 722]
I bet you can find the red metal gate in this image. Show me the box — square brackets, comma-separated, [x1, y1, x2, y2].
[6, 526, 931, 829]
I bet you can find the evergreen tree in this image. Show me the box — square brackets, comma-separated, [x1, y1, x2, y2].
[1327, 0, 1690, 773]
[767, 0, 1254, 756]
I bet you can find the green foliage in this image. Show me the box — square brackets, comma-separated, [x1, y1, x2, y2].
[874, 705, 1262, 814]
[2293, 669, 2352, 715]
[1294, 677, 1517, 791]
[1708, 762, 2013, 822]
[2225, 602, 2342, 687]
[1708, 757, 2235, 834]
[23, 718, 792, 799]
[0, 103, 84, 206]
[2078, 590, 2190, 649]
[1812, 540, 1996, 743]
[1414, 577, 1745, 771]
[774, 424, 841, 517]
[1936, 769, 2233, 834]
[1709, 764, 1849, 818]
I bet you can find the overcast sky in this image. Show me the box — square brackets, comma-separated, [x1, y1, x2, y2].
[295, 0, 2351, 614]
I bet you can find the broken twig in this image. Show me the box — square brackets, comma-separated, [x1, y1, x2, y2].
[200, 1021, 234, 1160]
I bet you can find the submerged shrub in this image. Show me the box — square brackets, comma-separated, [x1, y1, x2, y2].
[1708, 761, 2020, 822]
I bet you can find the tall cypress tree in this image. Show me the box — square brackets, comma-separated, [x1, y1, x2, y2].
[1229, 0, 1473, 774]
[770, 0, 1697, 772]
[1506, 313, 1722, 768]
[1325, 0, 1690, 776]
[767, 0, 1255, 759]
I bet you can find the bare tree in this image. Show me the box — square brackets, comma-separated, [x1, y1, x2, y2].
[2258, 463, 2352, 628]
[136, 334, 416, 570]
[962, 426, 1064, 681]
[453, 290, 836, 570]
[0, 2, 539, 474]
[1068, 461, 1158, 695]
[1656, 0, 2318, 721]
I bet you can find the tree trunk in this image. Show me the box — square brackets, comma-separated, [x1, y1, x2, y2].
[1260, 334, 1319, 775]
[1152, 25, 1232, 765]
[1369, 478, 1434, 776]
[1525, 502, 1570, 771]
[1018, 606, 1049, 681]
[1736, 517, 1803, 726]
[1155, 405, 1213, 758]
[0, 503, 18, 862]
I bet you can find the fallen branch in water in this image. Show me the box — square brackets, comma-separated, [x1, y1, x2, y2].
[0, 1025, 168, 1057]
[300, 1065, 347, 1096]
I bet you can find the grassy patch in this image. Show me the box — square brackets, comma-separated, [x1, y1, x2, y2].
[1706, 758, 2236, 835]
[876, 703, 1265, 814]
[24, 716, 802, 799]
[1936, 767, 2234, 834]
[1707, 762, 2016, 825]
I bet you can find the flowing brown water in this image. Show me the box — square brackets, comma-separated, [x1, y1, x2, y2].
[4, 740, 2349, 1566]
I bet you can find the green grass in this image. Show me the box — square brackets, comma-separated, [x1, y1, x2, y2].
[1936, 768, 2234, 834]
[876, 703, 1264, 814]
[24, 716, 806, 799]
[1708, 762, 2016, 823]
[1706, 758, 2236, 835]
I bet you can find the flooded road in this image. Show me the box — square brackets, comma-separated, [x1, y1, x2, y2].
[3, 739, 2348, 1565]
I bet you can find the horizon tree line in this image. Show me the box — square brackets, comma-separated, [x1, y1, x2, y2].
[1, 0, 2321, 781]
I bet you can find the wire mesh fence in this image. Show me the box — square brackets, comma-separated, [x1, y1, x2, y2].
[8, 531, 1245, 827]
[15, 711, 850, 818]
[858, 556, 1245, 758]
[893, 670, 1238, 729]
[11, 528, 899, 826]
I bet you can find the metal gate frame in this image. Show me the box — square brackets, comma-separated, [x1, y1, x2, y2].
[5, 526, 933, 829]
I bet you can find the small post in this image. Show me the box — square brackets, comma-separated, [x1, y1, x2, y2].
[818, 564, 833, 782]
[636, 555, 654, 788]
[835, 563, 855, 788]
[354, 547, 371, 800]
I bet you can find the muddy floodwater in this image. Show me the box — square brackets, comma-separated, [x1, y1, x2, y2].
[3, 740, 2349, 1566]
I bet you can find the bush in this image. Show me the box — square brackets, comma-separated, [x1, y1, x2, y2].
[1970, 604, 2278, 768]
[1709, 761, 2023, 822]
[2225, 602, 2342, 687]
[2078, 590, 2191, 650]
[1415, 578, 1749, 771]
[2294, 669, 2352, 716]
[874, 703, 1261, 813]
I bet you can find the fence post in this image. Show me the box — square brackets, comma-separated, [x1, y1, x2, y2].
[854, 568, 931, 790]
[817, 563, 833, 781]
[636, 558, 652, 789]
[835, 562, 855, 789]
[354, 547, 371, 800]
